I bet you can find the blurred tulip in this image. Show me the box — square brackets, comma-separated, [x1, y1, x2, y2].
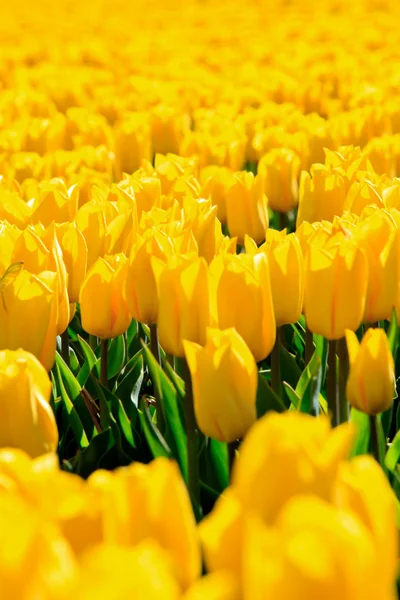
[184, 327, 257, 442]
[258, 148, 300, 213]
[304, 240, 368, 339]
[345, 329, 394, 415]
[0, 270, 58, 370]
[80, 254, 131, 339]
[210, 252, 275, 361]
[113, 112, 152, 180]
[297, 164, 347, 226]
[184, 572, 241, 600]
[0, 349, 58, 457]
[152, 256, 211, 357]
[225, 172, 268, 244]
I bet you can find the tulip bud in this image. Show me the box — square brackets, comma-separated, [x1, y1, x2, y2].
[152, 256, 211, 357]
[210, 253, 275, 361]
[80, 254, 131, 339]
[258, 148, 300, 213]
[0, 349, 58, 457]
[345, 329, 395, 415]
[183, 328, 257, 442]
[0, 270, 58, 370]
[304, 240, 368, 339]
[225, 172, 268, 244]
[297, 164, 347, 226]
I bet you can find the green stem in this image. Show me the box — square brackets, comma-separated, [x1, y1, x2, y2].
[150, 323, 165, 433]
[100, 339, 108, 388]
[337, 337, 349, 423]
[228, 440, 239, 479]
[61, 328, 70, 368]
[89, 334, 97, 351]
[327, 340, 339, 427]
[271, 329, 281, 395]
[305, 327, 314, 364]
[182, 358, 201, 520]
[369, 415, 383, 465]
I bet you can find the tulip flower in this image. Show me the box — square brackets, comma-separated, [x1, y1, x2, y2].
[210, 252, 275, 361]
[345, 328, 394, 415]
[80, 254, 131, 339]
[183, 328, 257, 442]
[258, 148, 300, 213]
[184, 572, 241, 600]
[0, 349, 58, 457]
[304, 239, 368, 340]
[225, 172, 268, 244]
[113, 113, 152, 180]
[0, 270, 58, 370]
[75, 200, 115, 269]
[199, 165, 235, 223]
[61, 222, 88, 304]
[152, 256, 211, 357]
[297, 164, 347, 226]
[125, 230, 173, 325]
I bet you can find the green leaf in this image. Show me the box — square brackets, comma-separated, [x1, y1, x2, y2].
[77, 335, 98, 372]
[280, 345, 302, 389]
[126, 319, 138, 352]
[108, 335, 126, 379]
[313, 335, 329, 387]
[55, 364, 89, 449]
[350, 408, 370, 458]
[256, 372, 286, 417]
[74, 429, 116, 478]
[55, 353, 96, 439]
[296, 351, 322, 415]
[139, 397, 173, 460]
[207, 438, 229, 492]
[283, 382, 301, 409]
[141, 342, 188, 481]
[115, 349, 144, 420]
[386, 427, 400, 472]
[388, 308, 399, 360]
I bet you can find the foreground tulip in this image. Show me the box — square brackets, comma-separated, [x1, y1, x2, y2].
[210, 252, 275, 361]
[183, 328, 257, 442]
[152, 256, 211, 357]
[80, 254, 131, 339]
[225, 172, 268, 244]
[345, 329, 394, 415]
[0, 270, 58, 370]
[304, 240, 368, 339]
[0, 349, 58, 457]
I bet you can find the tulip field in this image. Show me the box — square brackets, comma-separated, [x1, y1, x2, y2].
[3, 0, 400, 597]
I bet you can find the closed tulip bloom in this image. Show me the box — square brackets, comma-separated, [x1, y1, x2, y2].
[258, 148, 300, 213]
[75, 201, 112, 269]
[304, 240, 368, 340]
[0, 349, 58, 457]
[0, 270, 58, 370]
[183, 328, 257, 442]
[199, 165, 235, 224]
[264, 230, 304, 326]
[210, 252, 275, 361]
[61, 222, 88, 304]
[125, 230, 173, 324]
[113, 113, 152, 180]
[345, 329, 394, 415]
[225, 172, 268, 244]
[80, 255, 131, 339]
[297, 164, 347, 226]
[152, 256, 211, 357]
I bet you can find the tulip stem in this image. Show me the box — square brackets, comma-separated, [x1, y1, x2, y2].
[182, 358, 201, 520]
[149, 324, 165, 433]
[369, 415, 384, 466]
[327, 340, 339, 427]
[100, 339, 108, 388]
[61, 328, 70, 368]
[305, 327, 314, 364]
[338, 337, 349, 423]
[271, 329, 281, 395]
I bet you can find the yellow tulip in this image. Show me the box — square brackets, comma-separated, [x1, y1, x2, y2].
[152, 256, 211, 357]
[0, 349, 58, 457]
[61, 222, 88, 304]
[264, 230, 304, 326]
[75, 200, 113, 269]
[125, 230, 173, 325]
[297, 164, 347, 226]
[210, 252, 275, 361]
[183, 327, 257, 442]
[80, 254, 131, 339]
[225, 172, 268, 244]
[304, 240, 368, 339]
[345, 328, 395, 415]
[199, 165, 235, 224]
[184, 572, 241, 600]
[113, 112, 152, 180]
[0, 270, 58, 370]
[258, 148, 300, 213]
